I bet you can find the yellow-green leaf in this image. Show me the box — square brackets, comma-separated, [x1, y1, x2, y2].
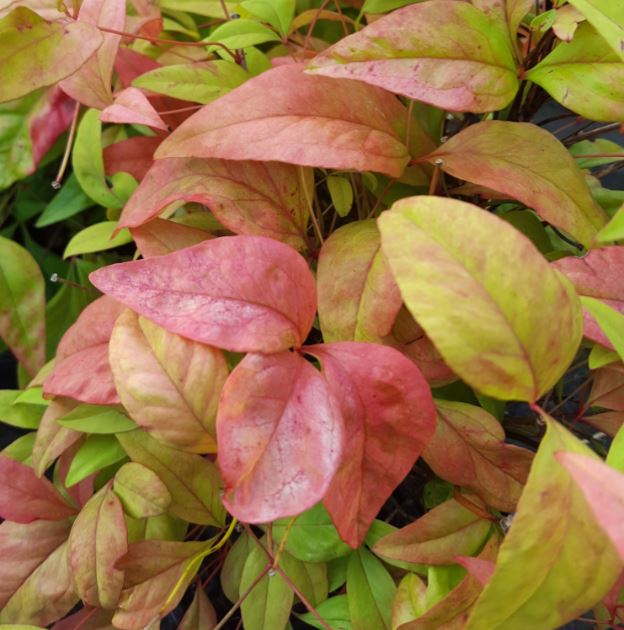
[566, 0, 624, 60]
[581, 296, 624, 362]
[378, 196, 583, 401]
[63, 221, 132, 259]
[597, 203, 624, 243]
[327, 175, 354, 218]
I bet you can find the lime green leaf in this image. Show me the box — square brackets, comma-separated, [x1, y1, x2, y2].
[347, 547, 396, 630]
[606, 424, 624, 473]
[566, 0, 624, 60]
[299, 595, 353, 630]
[581, 296, 624, 362]
[133, 61, 248, 105]
[36, 173, 92, 227]
[63, 221, 133, 258]
[378, 196, 583, 401]
[0, 390, 44, 429]
[56, 403, 136, 433]
[526, 24, 624, 122]
[0, 7, 102, 103]
[0, 236, 45, 377]
[327, 175, 354, 218]
[1, 431, 36, 464]
[569, 138, 624, 169]
[207, 18, 280, 49]
[65, 434, 127, 487]
[158, 0, 234, 17]
[113, 462, 171, 518]
[597, 203, 624, 243]
[361, 0, 417, 13]
[241, 0, 295, 35]
[221, 531, 253, 602]
[588, 343, 619, 369]
[465, 417, 621, 629]
[13, 387, 46, 406]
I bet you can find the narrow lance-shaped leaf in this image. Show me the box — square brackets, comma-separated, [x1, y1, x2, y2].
[90, 236, 317, 354]
[117, 158, 313, 251]
[155, 63, 418, 178]
[426, 120, 608, 248]
[109, 309, 228, 452]
[307, 0, 519, 113]
[217, 351, 344, 523]
[178, 586, 217, 629]
[68, 483, 128, 609]
[0, 7, 103, 103]
[378, 196, 583, 402]
[0, 237, 45, 377]
[306, 342, 435, 547]
[465, 417, 621, 630]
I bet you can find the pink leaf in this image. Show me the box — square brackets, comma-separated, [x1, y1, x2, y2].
[29, 86, 75, 165]
[103, 136, 161, 181]
[101, 87, 169, 131]
[43, 296, 125, 404]
[306, 341, 436, 547]
[131, 219, 212, 258]
[155, 63, 413, 177]
[59, 0, 126, 109]
[118, 158, 312, 251]
[553, 247, 624, 350]
[455, 556, 496, 587]
[217, 351, 344, 523]
[556, 452, 624, 561]
[0, 456, 77, 523]
[90, 236, 317, 353]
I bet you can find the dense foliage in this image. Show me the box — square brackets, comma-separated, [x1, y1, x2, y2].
[0, 0, 624, 628]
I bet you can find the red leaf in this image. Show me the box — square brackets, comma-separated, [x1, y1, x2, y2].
[29, 86, 75, 165]
[131, 219, 212, 258]
[43, 296, 125, 405]
[101, 87, 169, 131]
[556, 452, 624, 562]
[103, 136, 161, 181]
[0, 456, 77, 523]
[118, 158, 312, 251]
[59, 0, 126, 109]
[90, 236, 317, 353]
[114, 46, 160, 88]
[455, 556, 496, 587]
[217, 351, 344, 523]
[588, 363, 624, 411]
[155, 63, 413, 177]
[306, 341, 436, 547]
[553, 247, 624, 350]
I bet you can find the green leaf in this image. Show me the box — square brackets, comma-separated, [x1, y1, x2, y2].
[588, 343, 619, 369]
[606, 424, 624, 473]
[566, 0, 624, 60]
[597, 203, 624, 243]
[0, 237, 45, 376]
[581, 296, 624, 362]
[0, 431, 36, 464]
[113, 462, 171, 518]
[347, 548, 396, 630]
[465, 417, 621, 629]
[526, 23, 624, 122]
[14, 387, 46, 406]
[378, 196, 583, 401]
[158, 0, 235, 17]
[63, 221, 133, 259]
[241, 0, 295, 35]
[56, 403, 136, 433]
[36, 173, 93, 227]
[207, 18, 281, 49]
[221, 532, 253, 602]
[272, 502, 352, 563]
[0, 8, 103, 103]
[327, 175, 354, 218]
[0, 390, 44, 429]
[65, 434, 127, 487]
[361, 0, 418, 13]
[133, 61, 248, 105]
[569, 138, 624, 169]
[298, 595, 353, 630]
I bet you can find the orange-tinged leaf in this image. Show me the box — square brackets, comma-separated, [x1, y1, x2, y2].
[90, 236, 317, 354]
[373, 498, 492, 565]
[553, 247, 624, 350]
[113, 462, 171, 519]
[465, 417, 621, 630]
[109, 309, 227, 452]
[378, 196, 583, 401]
[118, 158, 312, 251]
[557, 452, 624, 562]
[103, 136, 161, 182]
[68, 484, 128, 609]
[427, 121, 608, 248]
[306, 342, 435, 547]
[116, 429, 225, 526]
[51, 606, 115, 629]
[454, 556, 496, 587]
[130, 219, 212, 258]
[317, 220, 402, 344]
[588, 363, 624, 411]
[0, 7, 102, 103]
[422, 400, 533, 511]
[308, 0, 519, 113]
[155, 64, 414, 177]
[582, 411, 623, 437]
[218, 351, 344, 523]
[43, 296, 125, 405]
[178, 587, 216, 629]
[0, 456, 77, 523]
[100, 87, 168, 131]
[59, 0, 125, 109]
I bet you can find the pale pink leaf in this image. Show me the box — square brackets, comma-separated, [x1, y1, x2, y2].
[101, 87, 168, 131]
[455, 556, 496, 587]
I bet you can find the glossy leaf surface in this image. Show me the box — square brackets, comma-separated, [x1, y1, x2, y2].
[90, 236, 317, 353]
[379, 196, 583, 401]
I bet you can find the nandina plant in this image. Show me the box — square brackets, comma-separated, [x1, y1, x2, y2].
[0, 0, 623, 628]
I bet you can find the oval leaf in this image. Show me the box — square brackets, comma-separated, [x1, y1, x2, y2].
[155, 63, 413, 177]
[217, 351, 344, 523]
[113, 462, 171, 519]
[378, 196, 583, 401]
[63, 221, 133, 258]
[90, 236, 317, 354]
